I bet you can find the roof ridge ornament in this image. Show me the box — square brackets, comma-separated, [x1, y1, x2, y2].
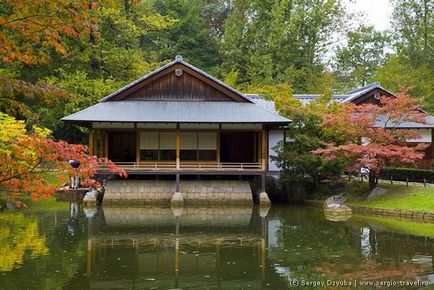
[175, 55, 183, 61]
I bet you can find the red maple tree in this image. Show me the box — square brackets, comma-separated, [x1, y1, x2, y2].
[314, 94, 429, 189]
[0, 113, 126, 201]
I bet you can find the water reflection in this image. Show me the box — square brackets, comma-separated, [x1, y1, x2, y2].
[0, 212, 48, 272]
[1, 205, 434, 289]
[85, 205, 270, 289]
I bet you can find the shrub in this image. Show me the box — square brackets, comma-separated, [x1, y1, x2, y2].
[379, 167, 434, 182]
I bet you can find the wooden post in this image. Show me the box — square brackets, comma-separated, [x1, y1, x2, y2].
[88, 130, 95, 155]
[104, 132, 109, 158]
[97, 131, 102, 157]
[176, 124, 180, 170]
[136, 131, 140, 165]
[100, 132, 104, 158]
[94, 131, 99, 157]
[216, 130, 220, 165]
[261, 129, 267, 171]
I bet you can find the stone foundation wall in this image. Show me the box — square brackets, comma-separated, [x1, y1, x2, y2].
[104, 180, 174, 204]
[181, 180, 252, 204]
[103, 180, 253, 204]
[304, 200, 434, 223]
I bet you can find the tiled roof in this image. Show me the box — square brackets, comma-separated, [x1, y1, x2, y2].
[62, 101, 291, 124]
[244, 94, 279, 113]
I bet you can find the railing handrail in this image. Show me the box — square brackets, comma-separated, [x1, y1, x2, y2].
[109, 161, 263, 170]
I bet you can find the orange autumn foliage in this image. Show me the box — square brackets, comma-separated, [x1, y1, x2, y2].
[0, 113, 126, 200]
[0, 0, 113, 65]
[313, 94, 430, 187]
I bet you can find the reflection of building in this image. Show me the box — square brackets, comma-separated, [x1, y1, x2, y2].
[62, 56, 290, 204]
[85, 206, 273, 289]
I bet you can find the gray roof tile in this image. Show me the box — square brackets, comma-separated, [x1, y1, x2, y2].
[62, 101, 291, 124]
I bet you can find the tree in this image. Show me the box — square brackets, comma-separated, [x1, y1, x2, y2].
[372, 56, 434, 114]
[273, 92, 344, 189]
[372, 0, 434, 114]
[314, 94, 428, 190]
[391, 0, 434, 68]
[0, 73, 72, 120]
[220, 0, 349, 91]
[0, 0, 110, 132]
[0, 0, 108, 65]
[0, 0, 174, 142]
[334, 25, 390, 89]
[0, 113, 126, 200]
[150, 0, 222, 76]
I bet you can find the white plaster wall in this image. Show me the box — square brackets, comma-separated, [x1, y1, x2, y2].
[268, 130, 284, 171]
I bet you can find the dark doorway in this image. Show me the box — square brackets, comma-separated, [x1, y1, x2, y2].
[220, 132, 258, 163]
[108, 132, 136, 162]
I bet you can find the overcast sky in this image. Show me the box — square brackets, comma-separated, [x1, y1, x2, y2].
[345, 0, 393, 31]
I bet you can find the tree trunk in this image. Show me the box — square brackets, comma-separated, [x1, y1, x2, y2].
[368, 173, 378, 190]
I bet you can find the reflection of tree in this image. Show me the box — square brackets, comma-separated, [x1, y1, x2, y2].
[268, 207, 433, 286]
[0, 211, 87, 289]
[269, 208, 361, 281]
[0, 212, 48, 272]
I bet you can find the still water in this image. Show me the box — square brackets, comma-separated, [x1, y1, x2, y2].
[1, 204, 434, 289]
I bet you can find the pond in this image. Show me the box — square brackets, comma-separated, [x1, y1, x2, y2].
[1, 204, 434, 289]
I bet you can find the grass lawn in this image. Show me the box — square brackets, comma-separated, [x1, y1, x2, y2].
[345, 181, 434, 213]
[28, 171, 68, 210]
[40, 171, 67, 186]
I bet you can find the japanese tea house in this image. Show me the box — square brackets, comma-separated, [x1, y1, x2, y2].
[62, 56, 290, 204]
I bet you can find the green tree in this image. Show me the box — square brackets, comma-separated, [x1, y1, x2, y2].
[379, 0, 434, 113]
[0, 1, 174, 142]
[372, 56, 434, 113]
[391, 0, 434, 68]
[334, 25, 390, 89]
[272, 90, 344, 189]
[150, 0, 222, 76]
[221, 0, 348, 91]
